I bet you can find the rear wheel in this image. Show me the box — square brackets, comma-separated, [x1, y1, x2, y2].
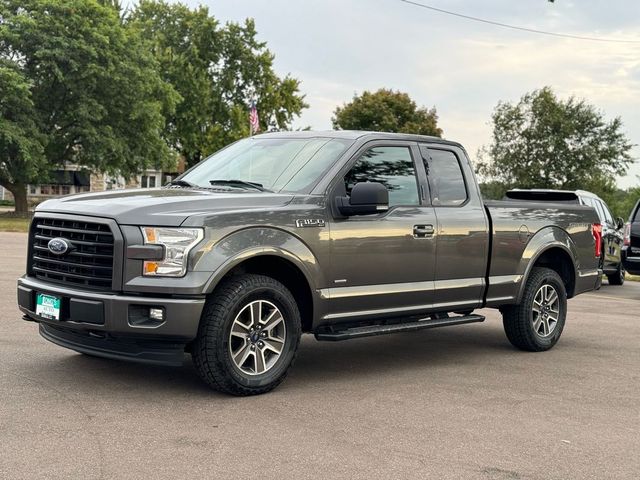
[607, 263, 625, 286]
[192, 274, 301, 396]
[502, 267, 567, 352]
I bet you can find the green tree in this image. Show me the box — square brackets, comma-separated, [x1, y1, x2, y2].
[0, 0, 178, 213]
[129, 1, 307, 167]
[332, 89, 443, 137]
[0, 65, 46, 212]
[479, 181, 509, 200]
[599, 186, 640, 220]
[477, 87, 633, 200]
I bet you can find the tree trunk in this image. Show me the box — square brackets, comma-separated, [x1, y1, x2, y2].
[10, 184, 29, 215]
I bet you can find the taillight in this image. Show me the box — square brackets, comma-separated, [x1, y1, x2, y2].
[592, 223, 602, 258]
[623, 223, 631, 246]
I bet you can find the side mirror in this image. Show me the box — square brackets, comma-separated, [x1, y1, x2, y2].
[616, 217, 625, 230]
[336, 182, 389, 216]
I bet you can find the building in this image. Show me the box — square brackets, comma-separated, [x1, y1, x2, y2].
[22, 159, 186, 205]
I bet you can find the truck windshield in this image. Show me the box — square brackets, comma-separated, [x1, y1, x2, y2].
[179, 137, 352, 193]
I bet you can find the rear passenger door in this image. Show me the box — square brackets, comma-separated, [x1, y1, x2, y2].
[420, 144, 489, 311]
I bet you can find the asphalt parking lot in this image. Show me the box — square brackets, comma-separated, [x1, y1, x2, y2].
[1, 231, 638, 480]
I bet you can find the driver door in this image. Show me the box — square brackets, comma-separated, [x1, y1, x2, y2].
[326, 141, 437, 321]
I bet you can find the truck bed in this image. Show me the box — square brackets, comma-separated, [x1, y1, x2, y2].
[483, 199, 600, 306]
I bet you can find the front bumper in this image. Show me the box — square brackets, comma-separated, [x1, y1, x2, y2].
[17, 276, 206, 365]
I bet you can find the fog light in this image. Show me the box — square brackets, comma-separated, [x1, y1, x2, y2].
[149, 308, 164, 321]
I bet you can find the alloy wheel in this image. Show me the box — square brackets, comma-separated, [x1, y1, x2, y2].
[531, 284, 560, 338]
[229, 300, 286, 375]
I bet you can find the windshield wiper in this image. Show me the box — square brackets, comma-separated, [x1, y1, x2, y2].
[166, 179, 199, 188]
[209, 179, 271, 192]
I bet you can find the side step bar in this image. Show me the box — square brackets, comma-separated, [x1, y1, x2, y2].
[314, 314, 485, 341]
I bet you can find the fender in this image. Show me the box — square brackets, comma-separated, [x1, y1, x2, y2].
[515, 226, 578, 303]
[195, 227, 322, 296]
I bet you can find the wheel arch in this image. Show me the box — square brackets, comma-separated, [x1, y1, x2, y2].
[516, 227, 579, 303]
[210, 253, 315, 333]
[199, 228, 320, 333]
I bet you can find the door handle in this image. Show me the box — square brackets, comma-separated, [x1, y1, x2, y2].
[413, 224, 434, 238]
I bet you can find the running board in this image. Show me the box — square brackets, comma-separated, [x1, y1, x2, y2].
[314, 314, 485, 341]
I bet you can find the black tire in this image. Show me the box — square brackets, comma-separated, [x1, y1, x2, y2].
[607, 263, 625, 286]
[502, 267, 567, 352]
[192, 274, 301, 396]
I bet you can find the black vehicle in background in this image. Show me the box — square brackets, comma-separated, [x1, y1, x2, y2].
[507, 189, 626, 285]
[622, 199, 640, 275]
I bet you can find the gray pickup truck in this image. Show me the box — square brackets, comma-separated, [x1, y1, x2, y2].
[17, 131, 602, 395]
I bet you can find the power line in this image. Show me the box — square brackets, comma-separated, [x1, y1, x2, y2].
[399, 0, 640, 44]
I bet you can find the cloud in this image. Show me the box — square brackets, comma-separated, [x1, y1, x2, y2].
[179, 0, 640, 186]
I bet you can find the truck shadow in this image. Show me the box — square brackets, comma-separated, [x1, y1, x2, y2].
[289, 324, 515, 386]
[45, 322, 517, 396]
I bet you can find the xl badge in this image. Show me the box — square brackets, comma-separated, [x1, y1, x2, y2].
[295, 219, 326, 228]
[47, 237, 71, 255]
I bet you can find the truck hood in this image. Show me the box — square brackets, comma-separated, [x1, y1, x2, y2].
[36, 188, 295, 226]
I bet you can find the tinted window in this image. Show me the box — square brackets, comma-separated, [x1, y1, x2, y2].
[344, 146, 419, 206]
[633, 201, 640, 222]
[600, 201, 614, 224]
[582, 197, 602, 221]
[424, 148, 467, 206]
[586, 198, 606, 223]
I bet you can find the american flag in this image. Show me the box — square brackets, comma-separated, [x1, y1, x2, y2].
[249, 101, 260, 135]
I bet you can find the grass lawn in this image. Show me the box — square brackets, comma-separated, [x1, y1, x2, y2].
[0, 215, 30, 232]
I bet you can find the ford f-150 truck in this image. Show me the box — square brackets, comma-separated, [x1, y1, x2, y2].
[17, 131, 602, 395]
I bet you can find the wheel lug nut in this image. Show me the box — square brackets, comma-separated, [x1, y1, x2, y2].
[250, 345, 256, 350]
[258, 341, 264, 347]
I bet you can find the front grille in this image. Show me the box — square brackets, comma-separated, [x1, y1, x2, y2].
[30, 217, 115, 290]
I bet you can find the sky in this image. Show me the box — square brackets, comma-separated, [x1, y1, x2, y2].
[175, 0, 640, 187]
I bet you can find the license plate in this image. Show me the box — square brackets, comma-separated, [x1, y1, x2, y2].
[36, 293, 61, 320]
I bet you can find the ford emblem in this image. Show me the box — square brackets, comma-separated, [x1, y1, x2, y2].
[47, 238, 70, 255]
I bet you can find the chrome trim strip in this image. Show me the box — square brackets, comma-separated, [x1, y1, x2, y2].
[319, 280, 434, 300]
[322, 303, 433, 321]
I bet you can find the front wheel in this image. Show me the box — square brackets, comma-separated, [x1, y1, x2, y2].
[192, 274, 301, 396]
[607, 263, 625, 286]
[502, 267, 567, 352]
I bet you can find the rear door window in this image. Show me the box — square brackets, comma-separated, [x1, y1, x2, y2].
[421, 147, 467, 206]
[593, 201, 607, 224]
[582, 197, 603, 223]
[599, 201, 614, 225]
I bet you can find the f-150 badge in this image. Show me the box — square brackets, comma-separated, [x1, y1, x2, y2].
[295, 219, 326, 228]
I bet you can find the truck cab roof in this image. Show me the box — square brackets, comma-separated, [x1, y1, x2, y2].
[252, 130, 465, 149]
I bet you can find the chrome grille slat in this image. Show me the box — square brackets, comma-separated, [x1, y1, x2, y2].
[35, 223, 113, 237]
[34, 234, 113, 247]
[33, 245, 113, 260]
[32, 255, 113, 271]
[31, 217, 115, 290]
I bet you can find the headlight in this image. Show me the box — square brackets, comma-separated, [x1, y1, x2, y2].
[141, 227, 204, 277]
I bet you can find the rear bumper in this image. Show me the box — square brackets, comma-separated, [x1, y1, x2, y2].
[18, 276, 206, 364]
[622, 248, 640, 275]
